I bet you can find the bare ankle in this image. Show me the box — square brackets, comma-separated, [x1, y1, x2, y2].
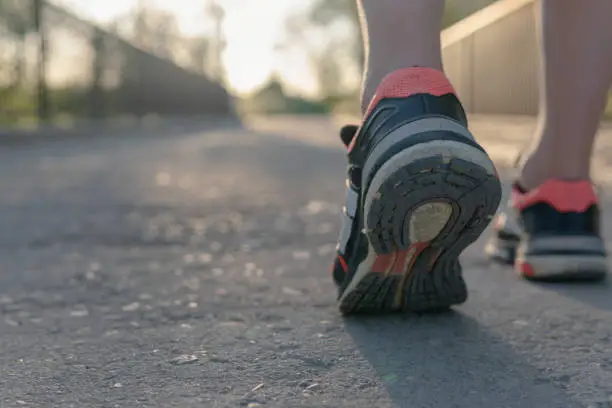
[517, 152, 590, 191]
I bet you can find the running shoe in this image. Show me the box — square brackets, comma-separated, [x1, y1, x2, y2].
[331, 67, 502, 314]
[486, 179, 607, 281]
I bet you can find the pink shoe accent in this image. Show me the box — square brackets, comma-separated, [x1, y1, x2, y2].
[512, 180, 598, 213]
[348, 67, 457, 152]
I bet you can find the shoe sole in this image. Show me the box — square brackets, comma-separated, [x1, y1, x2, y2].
[515, 236, 608, 282]
[516, 255, 607, 282]
[486, 233, 608, 281]
[338, 135, 502, 314]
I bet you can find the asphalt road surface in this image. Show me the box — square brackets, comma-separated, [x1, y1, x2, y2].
[2, 116, 612, 408]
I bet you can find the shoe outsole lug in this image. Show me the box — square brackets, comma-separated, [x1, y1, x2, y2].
[338, 153, 502, 315]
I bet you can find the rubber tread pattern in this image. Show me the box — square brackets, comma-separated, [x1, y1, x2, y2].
[339, 156, 501, 314]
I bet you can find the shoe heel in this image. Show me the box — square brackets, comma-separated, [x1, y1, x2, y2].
[362, 138, 501, 311]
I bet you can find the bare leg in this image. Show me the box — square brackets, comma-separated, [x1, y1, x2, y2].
[518, 0, 612, 189]
[486, 0, 612, 280]
[357, 0, 445, 113]
[334, 0, 502, 313]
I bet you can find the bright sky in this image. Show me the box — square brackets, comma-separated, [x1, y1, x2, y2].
[53, 0, 319, 95]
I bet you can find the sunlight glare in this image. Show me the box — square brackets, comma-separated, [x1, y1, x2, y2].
[52, 0, 317, 95]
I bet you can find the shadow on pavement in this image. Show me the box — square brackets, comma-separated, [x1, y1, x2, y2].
[344, 311, 580, 408]
[480, 185, 612, 312]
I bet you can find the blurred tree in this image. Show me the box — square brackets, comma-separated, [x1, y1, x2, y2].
[0, 0, 36, 89]
[239, 75, 328, 115]
[186, 36, 210, 74]
[444, 0, 498, 26]
[0, 0, 33, 36]
[290, 0, 498, 89]
[112, 3, 182, 61]
[133, 8, 180, 59]
[109, 4, 219, 78]
[307, 0, 363, 74]
[204, 0, 226, 83]
[283, 0, 361, 103]
[312, 40, 345, 99]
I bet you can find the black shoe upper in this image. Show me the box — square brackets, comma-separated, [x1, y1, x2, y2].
[348, 94, 469, 165]
[519, 202, 601, 238]
[332, 93, 470, 290]
[493, 182, 604, 261]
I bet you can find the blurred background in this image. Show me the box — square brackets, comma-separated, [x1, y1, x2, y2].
[5, 3, 612, 405]
[0, 0, 610, 130]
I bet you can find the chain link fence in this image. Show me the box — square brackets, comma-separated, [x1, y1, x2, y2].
[0, 0, 232, 127]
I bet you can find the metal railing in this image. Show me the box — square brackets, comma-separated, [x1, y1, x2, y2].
[0, 0, 232, 126]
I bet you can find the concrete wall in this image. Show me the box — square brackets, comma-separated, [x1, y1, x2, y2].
[442, 0, 540, 114]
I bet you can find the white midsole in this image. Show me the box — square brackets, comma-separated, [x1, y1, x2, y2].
[518, 236, 605, 253]
[518, 254, 608, 276]
[362, 116, 477, 182]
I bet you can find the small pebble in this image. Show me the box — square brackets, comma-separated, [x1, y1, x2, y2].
[122, 302, 140, 312]
[198, 253, 213, 263]
[251, 383, 265, 392]
[70, 308, 89, 317]
[0, 296, 13, 304]
[292, 251, 311, 261]
[170, 354, 199, 365]
[5, 318, 19, 327]
[305, 383, 320, 391]
[282, 287, 301, 296]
